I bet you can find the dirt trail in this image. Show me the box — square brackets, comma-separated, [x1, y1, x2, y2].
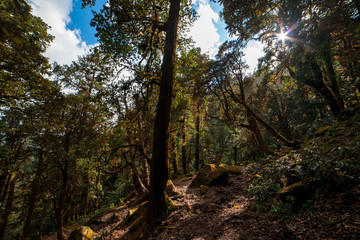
[150, 167, 282, 240]
[92, 166, 280, 240]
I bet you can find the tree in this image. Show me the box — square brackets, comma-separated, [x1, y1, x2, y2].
[219, 0, 360, 116]
[83, 0, 194, 228]
[178, 48, 211, 170]
[0, 0, 53, 110]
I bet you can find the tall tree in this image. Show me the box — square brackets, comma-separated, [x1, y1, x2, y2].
[83, 0, 194, 227]
[0, 0, 53, 110]
[147, 0, 181, 227]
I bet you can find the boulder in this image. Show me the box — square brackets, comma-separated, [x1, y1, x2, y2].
[188, 164, 229, 189]
[219, 164, 243, 174]
[278, 181, 312, 207]
[166, 180, 180, 196]
[69, 226, 95, 240]
[315, 126, 331, 137]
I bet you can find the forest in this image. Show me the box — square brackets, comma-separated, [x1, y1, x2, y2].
[0, 0, 359, 239]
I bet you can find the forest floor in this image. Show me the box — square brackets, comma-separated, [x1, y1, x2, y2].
[75, 163, 360, 240]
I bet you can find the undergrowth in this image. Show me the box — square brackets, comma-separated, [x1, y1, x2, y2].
[248, 114, 360, 218]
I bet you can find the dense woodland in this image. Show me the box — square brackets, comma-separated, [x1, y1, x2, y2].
[1, 0, 360, 239]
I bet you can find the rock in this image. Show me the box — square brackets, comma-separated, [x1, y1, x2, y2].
[315, 126, 331, 137]
[69, 226, 95, 240]
[200, 185, 209, 194]
[219, 164, 243, 174]
[166, 180, 180, 196]
[278, 181, 312, 207]
[188, 164, 229, 189]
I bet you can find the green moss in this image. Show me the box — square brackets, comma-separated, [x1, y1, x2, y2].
[219, 164, 243, 174]
[69, 226, 95, 240]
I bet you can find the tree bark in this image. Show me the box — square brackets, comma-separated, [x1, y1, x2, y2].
[0, 174, 16, 240]
[182, 125, 187, 174]
[195, 114, 200, 171]
[247, 113, 274, 155]
[146, 0, 181, 228]
[288, 54, 343, 116]
[130, 161, 149, 200]
[234, 73, 274, 154]
[54, 168, 68, 240]
[170, 132, 179, 176]
[233, 146, 238, 165]
[21, 150, 45, 240]
[320, 28, 344, 111]
[138, 114, 150, 189]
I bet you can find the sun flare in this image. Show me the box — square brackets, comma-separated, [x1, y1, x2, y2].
[278, 31, 287, 41]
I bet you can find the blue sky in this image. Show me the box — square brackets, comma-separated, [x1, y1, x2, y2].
[67, 0, 103, 45]
[30, 0, 264, 72]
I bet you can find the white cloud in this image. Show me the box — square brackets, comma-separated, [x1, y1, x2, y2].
[244, 41, 265, 74]
[30, 0, 94, 65]
[188, 0, 221, 58]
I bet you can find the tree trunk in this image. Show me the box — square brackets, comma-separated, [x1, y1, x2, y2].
[236, 72, 274, 154]
[320, 30, 344, 111]
[21, 150, 45, 240]
[240, 100, 299, 148]
[288, 55, 343, 116]
[146, 0, 181, 228]
[233, 146, 238, 165]
[182, 128, 187, 174]
[95, 168, 101, 209]
[54, 169, 68, 240]
[138, 115, 150, 189]
[0, 174, 16, 240]
[0, 174, 11, 204]
[170, 132, 179, 176]
[195, 114, 200, 171]
[130, 161, 148, 200]
[0, 170, 9, 202]
[247, 113, 274, 155]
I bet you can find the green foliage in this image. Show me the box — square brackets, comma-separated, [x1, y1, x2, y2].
[249, 120, 360, 216]
[0, 0, 54, 109]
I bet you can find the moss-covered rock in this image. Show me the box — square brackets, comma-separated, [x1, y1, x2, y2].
[278, 181, 312, 207]
[219, 164, 243, 174]
[166, 180, 180, 196]
[123, 201, 148, 225]
[69, 226, 95, 240]
[315, 126, 331, 137]
[188, 164, 229, 188]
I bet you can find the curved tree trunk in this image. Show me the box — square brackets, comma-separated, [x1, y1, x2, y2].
[243, 103, 299, 148]
[130, 161, 149, 200]
[247, 113, 274, 154]
[146, 0, 181, 228]
[287, 54, 343, 116]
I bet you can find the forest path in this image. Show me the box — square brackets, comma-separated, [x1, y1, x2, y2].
[149, 166, 282, 240]
[90, 165, 283, 240]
